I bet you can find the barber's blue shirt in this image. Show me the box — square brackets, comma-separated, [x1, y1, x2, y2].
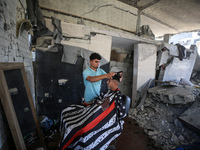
[83, 67, 106, 102]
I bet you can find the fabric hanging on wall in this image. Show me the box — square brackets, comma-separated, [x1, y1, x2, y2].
[61, 45, 80, 64]
[51, 17, 63, 44]
[61, 45, 108, 70]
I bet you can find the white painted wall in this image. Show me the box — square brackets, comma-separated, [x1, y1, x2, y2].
[137, 43, 157, 89]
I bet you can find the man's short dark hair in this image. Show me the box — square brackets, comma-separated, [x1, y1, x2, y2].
[90, 53, 102, 60]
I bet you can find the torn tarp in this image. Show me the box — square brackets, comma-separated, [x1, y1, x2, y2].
[62, 45, 108, 70]
[51, 17, 63, 44]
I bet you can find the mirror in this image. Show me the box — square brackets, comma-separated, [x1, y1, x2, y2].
[0, 63, 45, 150]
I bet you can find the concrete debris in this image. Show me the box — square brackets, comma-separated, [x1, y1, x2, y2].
[36, 36, 55, 52]
[148, 85, 195, 104]
[163, 43, 179, 57]
[156, 43, 197, 82]
[129, 91, 200, 150]
[179, 98, 200, 134]
[162, 54, 196, 82]
[58, 79, 68, 85]
[9, 87, 18, 95]
[136, 78, 154, 108]
[193, 53, 200, 72]
[139, 25, 155, 40]
[191, 71, 200, 86]
[179, 78, 193, 86]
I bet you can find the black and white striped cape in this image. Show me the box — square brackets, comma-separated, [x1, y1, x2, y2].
[59, 89, 126, 150]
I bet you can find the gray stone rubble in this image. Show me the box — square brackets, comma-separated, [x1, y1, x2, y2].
[129, 87, 200, 150]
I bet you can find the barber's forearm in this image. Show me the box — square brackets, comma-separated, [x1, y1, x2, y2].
[87, 74, 108, 82]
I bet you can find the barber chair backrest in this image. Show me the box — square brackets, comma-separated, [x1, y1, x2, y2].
[122, 95, 131, 116]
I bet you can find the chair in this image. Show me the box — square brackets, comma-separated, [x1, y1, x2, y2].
[122, 95, 131, 116]
[107, 95, 131, 150]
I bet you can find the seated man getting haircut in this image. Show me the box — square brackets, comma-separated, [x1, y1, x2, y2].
[59, 72, 126, 150]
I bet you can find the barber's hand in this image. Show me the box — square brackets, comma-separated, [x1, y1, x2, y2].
[107, 72, 116, 79]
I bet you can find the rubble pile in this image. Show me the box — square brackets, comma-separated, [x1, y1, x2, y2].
[148, 85, 195, 104]
[191, 71, 200, 86]
[129, 87, 200, 150]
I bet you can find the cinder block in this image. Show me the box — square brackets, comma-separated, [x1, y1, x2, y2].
[116, 62, 124, 67]
[123, 62, 132, 67]
[116, 67, 127, 72]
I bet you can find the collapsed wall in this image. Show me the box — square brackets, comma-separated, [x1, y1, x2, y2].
[129, 43, 200, 150]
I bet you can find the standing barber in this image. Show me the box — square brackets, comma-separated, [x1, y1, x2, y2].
[83, 53, 116, 104]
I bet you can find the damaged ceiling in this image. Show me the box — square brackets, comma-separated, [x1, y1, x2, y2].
[118, 0, 200, 37]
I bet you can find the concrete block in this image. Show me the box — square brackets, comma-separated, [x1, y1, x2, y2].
[123, 62, 130, 67]
[148, 85, 195, 104]
[193, 53, 200, 72]
[164, 43, 178, 56]
[116, 67, 127, 72]
[110, 61, 117, 66]
[158, 50, 169, 66]
[179, 99, 200, 134]
[116, 62, 124, 67]
[163, 53, 196, 82]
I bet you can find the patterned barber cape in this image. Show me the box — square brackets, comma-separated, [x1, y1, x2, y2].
[59, 89, 126, 150]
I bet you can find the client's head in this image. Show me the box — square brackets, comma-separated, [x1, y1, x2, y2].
[107, 73, 122, 91]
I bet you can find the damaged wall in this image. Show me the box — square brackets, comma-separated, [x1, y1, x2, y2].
[110, 48, 133, 98]
[38, 0, 138, 34]
[135, 43, 157, 90]
[35, 18, 113, 119]
[0, 0, 34, 149]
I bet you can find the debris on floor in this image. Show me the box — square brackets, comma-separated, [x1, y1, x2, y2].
[129, 85, 200, 150]
[38, 116, 61, 150]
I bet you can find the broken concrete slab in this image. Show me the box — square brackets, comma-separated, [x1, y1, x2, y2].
[162, 53, 196, 82]
[179, 98, 200, 134]
[148, 85, 195, 104]
[158, 50, 169, 66]
[193, 53, 200, 72]
[61, 21, 90, 39]
[163, 43, 179, 57]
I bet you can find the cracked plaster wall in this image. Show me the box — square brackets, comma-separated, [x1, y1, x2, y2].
[0, 0, 34, 149]
[137, 43, 157, 90]
[39, 0, 138, 34]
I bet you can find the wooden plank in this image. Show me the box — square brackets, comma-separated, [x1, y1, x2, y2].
[0, 62, 24, 71]
[21, 66, 46, 148]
